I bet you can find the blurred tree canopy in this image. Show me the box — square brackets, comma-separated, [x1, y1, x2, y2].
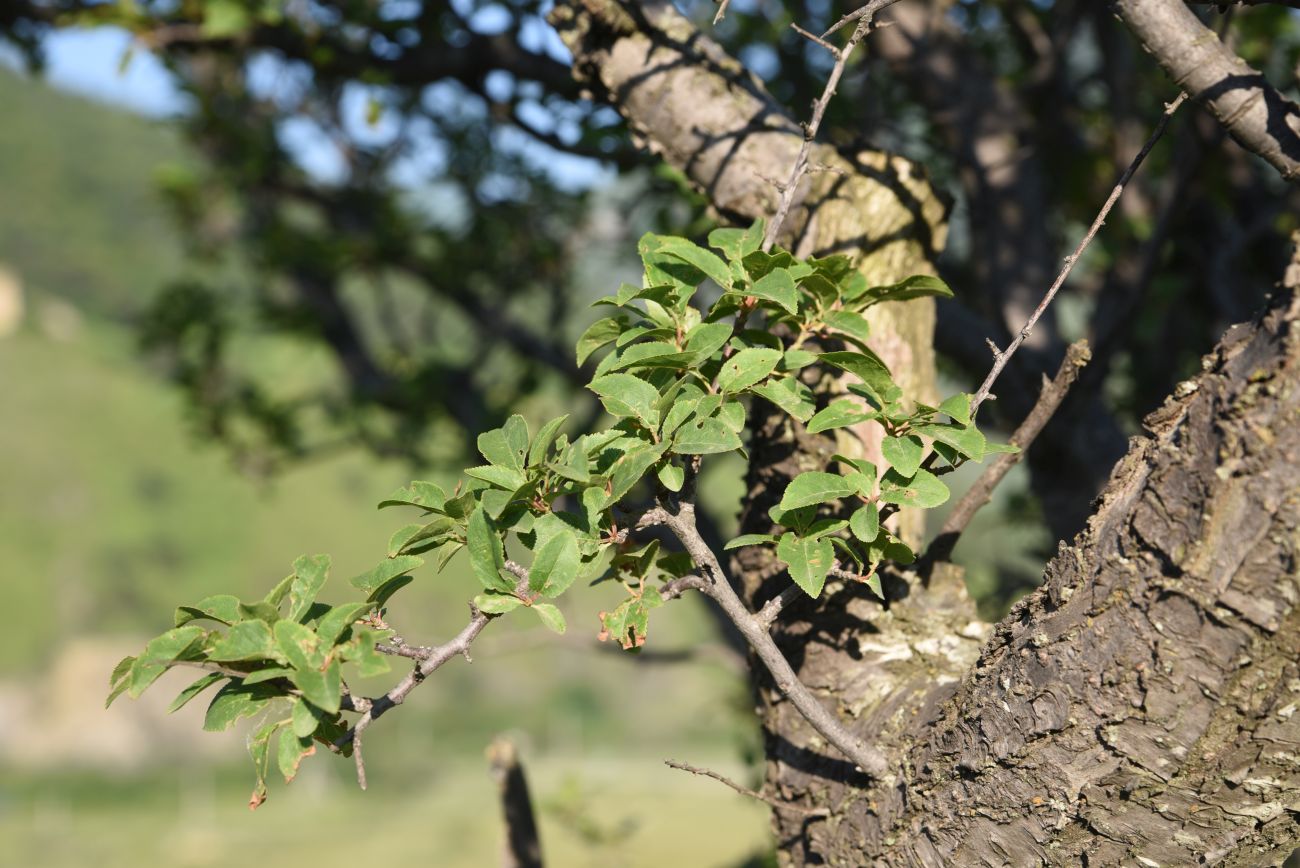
[5, 0, 1300, 535]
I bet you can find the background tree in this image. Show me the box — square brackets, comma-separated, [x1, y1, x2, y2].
[7, 0, 1300, 864]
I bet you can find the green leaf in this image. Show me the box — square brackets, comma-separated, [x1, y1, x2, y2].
[716, 347, 782, 394]
[819, 350, 901, 405]
[242, 667, 294, 685]
[350, 555, 424, 599]
[612, 341, 695, 371]
[913, 423, 986, 462]
[718, 401, 745, 432]
[723, 533, 778, 551]
[175, 594, 242, 627]
[466, 507, 512, 593]
[473, 593, 523, 614]
[588, 373, 661, 428]
[938, 393, 973, 426]
[607, 443, 666, 503]
[247, 721, 277, 810]
[278, 727, 315, 784]
[673, 417, 743, 455]
[314, 602, 372, 647]
[750, 377, 816, 422]
[879, 468, 950, 509]
[274, 620, 324, 672]
[708, 220, 764, 261]
[465, 464, 527, 491]
[344, 631, 391, 678]
[849, 505, 880, 543]
[882, 434, 924, 477]
[478, 416, 529, 471]
[209, 620, 276, 662]
[106, 655, 136, 708]
[806, 399, 873, 434]
[748, 268, 798, 314]
[779, 471, 859, 511]
[528, 415, 570, 467]
[576, 317, 625, 366]
[861, 274, 954, 305]
[653, 235, 733, 289]
[386, 518, 454, 558]
[129, 626, 207, 698]
[530, 527, 581, 596]
[532, 602, 567, 634]
[984, 440, 1021, 455]
[657, 463, 685, 492]
[290, 660, 342, 715]
[823, 310, 872, 344]
[683, 321, 733, 362]
[290, 697, 321, 738]
[167, 673, 224, 713]
[287, 554, 331, 623]
[203, 681, 276, 732]
[781, 349, 819, 371]
[777, 534, 835, 598]
[378, 481, 446, 511]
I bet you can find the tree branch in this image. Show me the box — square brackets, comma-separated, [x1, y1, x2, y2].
[648, 503, 890, 778]
[664, 759, 829, 817]
[923, 340, 1091, 568]
[1114, 0, 1300, 182]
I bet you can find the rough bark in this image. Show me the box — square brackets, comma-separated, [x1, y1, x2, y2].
[854, 280, 1300, 865]
[556, 4, 1300, 866]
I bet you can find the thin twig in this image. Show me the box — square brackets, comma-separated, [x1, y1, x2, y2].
[968, 92, 1187, 417]
[755, 583, 804, 629]
[665, 759, 830, 817]
[334, 605, 492, 786]
[713, 0, 733, 25]
[652, 501, 890, 778]
[923, 341, 1091, 569]
[762, 2, 903, 251]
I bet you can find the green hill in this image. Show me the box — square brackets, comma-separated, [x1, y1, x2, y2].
[0, 67, 187, 317]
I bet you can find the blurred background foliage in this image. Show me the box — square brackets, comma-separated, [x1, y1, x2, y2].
[1, 0, 1298, 865]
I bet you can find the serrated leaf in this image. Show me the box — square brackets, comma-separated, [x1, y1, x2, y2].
[378, 480, 446, 511]
[718, 401, 745, 432]
[748, 267, 798, 314]
[478, 418, 529, 471]
[913, 422, 986, 462]
[781, 348, 818, 371]
[576, 317, 624, 366]
[823, 310, 872, 344]
[673, 417, 743, 454]
[274, 620, 324, 672]
[657, 463, 685, 492]
[806, 399, 873, 434]
[779, 471, 859, 511]
[290, 660, 341, 714]
[588, 373, 661, 428]
[168, 673, 223, 713]
[653, 235, 732, 289]
[708, 220, 764, 261]
[683, 321, 733, 362]
[344, 631, 391, 678]
[882, 434, 924, 477]
[723, 533, 777, 551]
[466, 507, 512, 593]
[209, 620, 276, 662]
[716, 347, 782, 394]
[849, 505, 880, 543]
[175, 594, 242, 627]
[750, 377, 815, 422]
[287, 554, 331, 623]
[861, 274, 954, 305]
[242, 667, 293, 685]
[531, 527, 581, 596]
[278, 726, 316, 783]
[465, 464, 527, 490]
[984, 440, 1021, 454]
[473, 593, 523, 614]
[290, 696, 321, 737]
[106, 655, 136, 708]
[247, 720, 277, 810]
[819, 350, 901, 405]
[938, 393, 972, 426]
[879, 468, 950, 509]
[128, 626, 207, 698]
[314, 602, 372, 647]
[532, 602, 567, 634]
[776, 534, 835, 598]
[203, 681, 276, 732]
[350, 555, 424, 598]
[528, 415, 569, 467]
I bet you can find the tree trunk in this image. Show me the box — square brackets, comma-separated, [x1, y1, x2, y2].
[558, 3, 1300, 865]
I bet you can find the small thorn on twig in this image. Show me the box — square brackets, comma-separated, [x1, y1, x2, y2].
[985, 338, 1002, 357]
